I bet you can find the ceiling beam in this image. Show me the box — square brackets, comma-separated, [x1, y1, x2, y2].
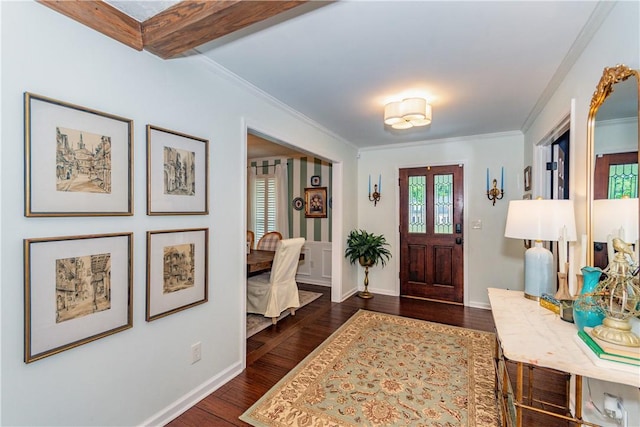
[38, 0, 143, 51]
[142, 1, 309, 59]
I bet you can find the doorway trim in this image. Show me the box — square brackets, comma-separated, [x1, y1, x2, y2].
[241, 118, 345, 364]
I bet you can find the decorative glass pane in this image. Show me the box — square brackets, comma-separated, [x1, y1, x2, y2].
[608, 163, 638, 199]
[408, 176, 426, 233]
[434, 174, 453, 234]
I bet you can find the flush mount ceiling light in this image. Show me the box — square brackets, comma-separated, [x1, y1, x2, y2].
[383, 97, 432, 129]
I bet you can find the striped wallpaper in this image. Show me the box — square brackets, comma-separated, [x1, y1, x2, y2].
[249, 156, 332, 242]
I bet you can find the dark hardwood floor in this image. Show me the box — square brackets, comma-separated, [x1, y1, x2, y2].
[167, 283, 569, 426]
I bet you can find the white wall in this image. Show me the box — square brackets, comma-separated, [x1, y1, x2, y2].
[0, 2, 357, 425]
[524, 1, 639, 424]
[357, 132, 525, 308]
[595, 118, 638, 155]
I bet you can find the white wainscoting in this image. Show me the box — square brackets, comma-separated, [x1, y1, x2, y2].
[296, 241, 332, 287]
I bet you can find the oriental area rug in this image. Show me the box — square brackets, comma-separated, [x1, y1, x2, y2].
[240, 310, 498, 427]
[247, 290, 322, 338]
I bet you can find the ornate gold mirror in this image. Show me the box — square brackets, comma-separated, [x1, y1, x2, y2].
[587, 65, 639, 268]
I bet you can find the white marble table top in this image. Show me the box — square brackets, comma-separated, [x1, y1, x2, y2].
[488, 288, 639, 388]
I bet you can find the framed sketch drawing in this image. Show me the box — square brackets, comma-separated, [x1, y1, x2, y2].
[147, 125, 209, 215]
[24, 92, 133, 217]
[310, 175, 321, 187]
[146, 228, 208, 321]
[24, 232, 133, 363]
[304, 187, 328, 218]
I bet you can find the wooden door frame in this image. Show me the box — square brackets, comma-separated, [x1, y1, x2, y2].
[392, 162, 470, 307]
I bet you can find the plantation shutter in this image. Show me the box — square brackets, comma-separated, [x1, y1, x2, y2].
[254, 175, 277, 239]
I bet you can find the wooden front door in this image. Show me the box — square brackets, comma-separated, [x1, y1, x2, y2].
[399, 165, 464, 303]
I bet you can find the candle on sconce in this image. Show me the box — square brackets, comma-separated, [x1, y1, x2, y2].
[486, 168, 489, 191]
[368, 175, 371, 194]
[501, 167, 504, 189]
[378, 174, 381, 192]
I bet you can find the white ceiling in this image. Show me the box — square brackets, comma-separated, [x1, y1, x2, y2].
[107, 1, 605, 152]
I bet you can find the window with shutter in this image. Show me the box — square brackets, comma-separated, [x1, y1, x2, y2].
[254, 175, 277, 240]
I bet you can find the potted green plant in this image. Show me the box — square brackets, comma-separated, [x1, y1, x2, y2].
[344, 229, 391, 298]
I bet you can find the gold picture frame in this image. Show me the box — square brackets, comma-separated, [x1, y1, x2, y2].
[146, 228, 209, 321]
[147, 125, 209, 215]
[24, 232, 133, 363]
[304, 187, 327, 218]
[24, 92, 133, 217]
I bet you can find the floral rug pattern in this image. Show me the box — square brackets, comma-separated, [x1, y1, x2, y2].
[240, 310, 497, 427]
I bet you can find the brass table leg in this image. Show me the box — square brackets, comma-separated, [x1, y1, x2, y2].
[516, 362, 523, 427]
[574, 375, 583, 427]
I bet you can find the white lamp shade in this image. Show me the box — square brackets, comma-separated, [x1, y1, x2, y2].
[391, 121, 413, 130]
[383, 101, 403, 125]
[592, 198, 639, 243]
[401, 97, 427, 121]
[411, 104, 432, 127]
[505, 199, 577, 242]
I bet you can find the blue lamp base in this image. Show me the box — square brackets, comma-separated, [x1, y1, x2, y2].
[524, 241, 554, 300]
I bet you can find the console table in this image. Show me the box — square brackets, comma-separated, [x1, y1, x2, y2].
[488, 288, 639, 427]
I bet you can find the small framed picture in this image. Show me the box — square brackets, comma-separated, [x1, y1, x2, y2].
[524, 166, 532, 191]
[147, 125, 209, 215]
[146, 228, 208, 321]
[24, 92, 133, 217]
[310, 175, 321, 187]
[292, 197, 304, 211]
[304, 187, 327, 218]
[24, 232, 133, 363]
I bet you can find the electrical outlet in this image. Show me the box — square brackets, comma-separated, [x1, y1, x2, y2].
[191, 342, 201, 364]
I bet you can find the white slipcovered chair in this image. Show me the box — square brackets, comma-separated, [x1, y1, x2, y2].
[246, 237, 305, 324]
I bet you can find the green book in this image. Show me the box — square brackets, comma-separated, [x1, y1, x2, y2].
[577, 330, 640, 366]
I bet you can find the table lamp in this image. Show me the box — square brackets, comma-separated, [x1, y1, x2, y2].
[505, 199, 577, 300]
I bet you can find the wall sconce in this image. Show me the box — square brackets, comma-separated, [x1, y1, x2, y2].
[486, 167, 504, 205]
[368, 174, 381, 206]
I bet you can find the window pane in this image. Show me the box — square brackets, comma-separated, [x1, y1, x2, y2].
[408, 176, 426, 233]
[254, 175, 277, 239]
[434, 174, 453, 234]
[608, 163, 638, 199]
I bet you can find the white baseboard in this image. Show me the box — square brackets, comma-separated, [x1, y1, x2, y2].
[138, 361, 244, 427]
[296, 276, 331, 286]
[468, 300, 491, 310]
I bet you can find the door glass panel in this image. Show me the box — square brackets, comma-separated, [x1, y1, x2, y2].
[608, 163, 638, 198]
[408, 176, 426, 233]
[434, 174, 453, 234]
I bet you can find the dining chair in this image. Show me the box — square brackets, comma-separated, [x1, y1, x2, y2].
[246, 230, 255, 251]
[246, 237, 305, 324]
[256, 231, 283, 251]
